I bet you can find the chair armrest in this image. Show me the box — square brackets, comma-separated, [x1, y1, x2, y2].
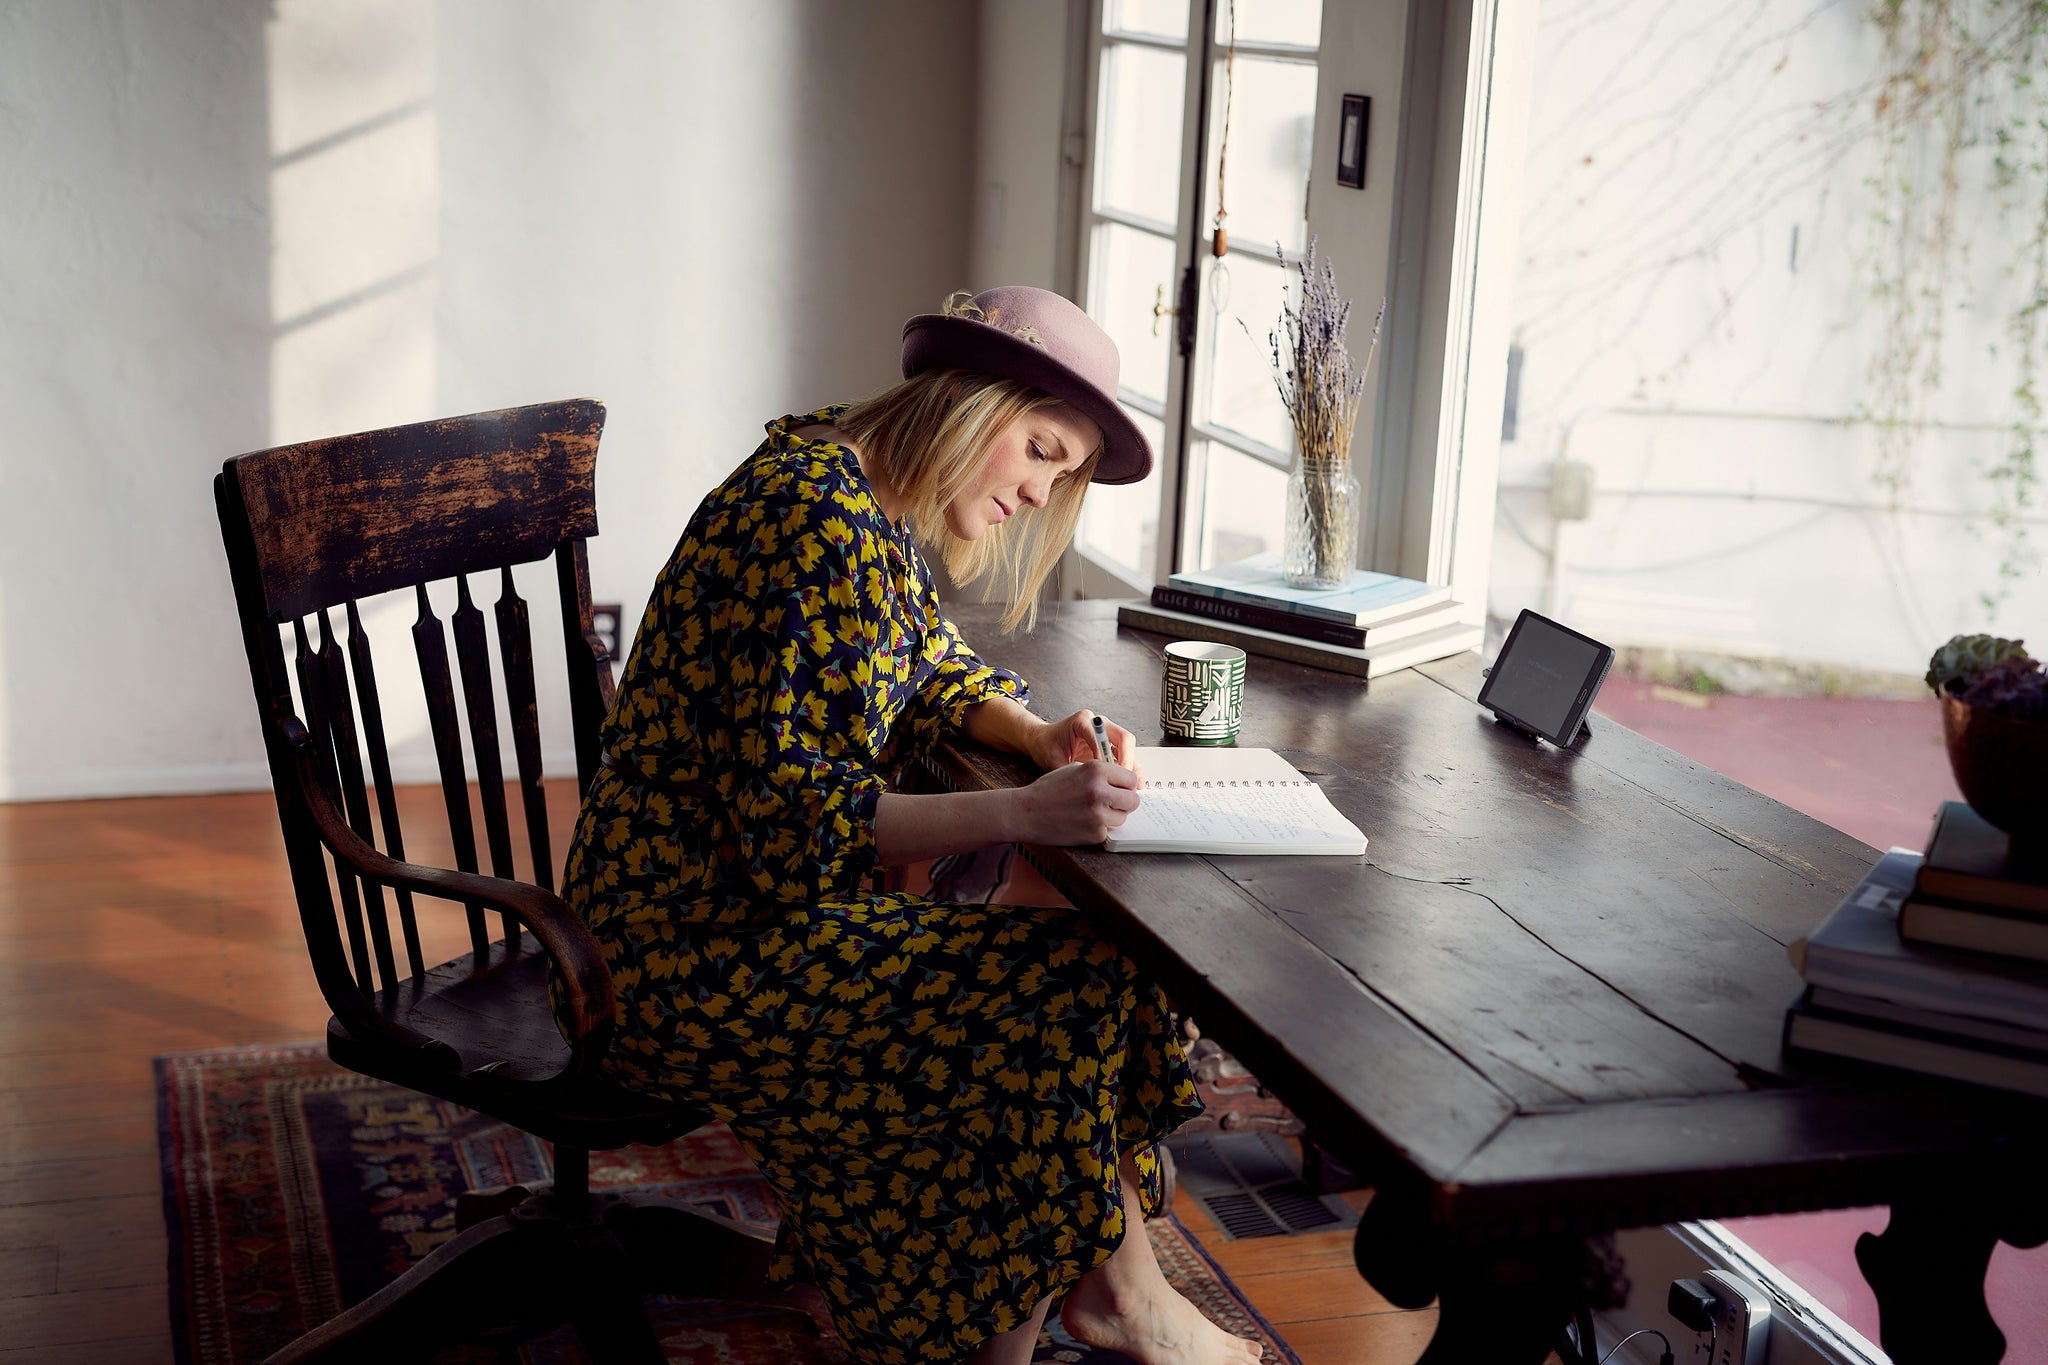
[279, 718, 617, 1069]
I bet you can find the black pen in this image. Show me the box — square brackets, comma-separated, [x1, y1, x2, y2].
[1091, 714, 1115, 764]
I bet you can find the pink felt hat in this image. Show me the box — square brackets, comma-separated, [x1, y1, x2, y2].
[900, 286, 1153, 485]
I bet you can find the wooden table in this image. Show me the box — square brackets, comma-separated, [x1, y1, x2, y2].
[931, 601, 2048, 1365]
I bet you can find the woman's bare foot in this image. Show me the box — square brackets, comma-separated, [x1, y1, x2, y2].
[1058, 1156, 1263, 1364]
[1060, 1270, 1264, 1364]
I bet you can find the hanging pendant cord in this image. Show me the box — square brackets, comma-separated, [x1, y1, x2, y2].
[1213, 0, 1236, 256]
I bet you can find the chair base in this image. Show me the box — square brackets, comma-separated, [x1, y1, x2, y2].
[261, 1184, 808, 1365]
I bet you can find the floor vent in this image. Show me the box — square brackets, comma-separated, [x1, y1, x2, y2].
[1164, 1131, 1359, 1241]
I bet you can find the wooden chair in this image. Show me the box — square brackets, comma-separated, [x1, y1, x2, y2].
[215, 400, 785, 1363]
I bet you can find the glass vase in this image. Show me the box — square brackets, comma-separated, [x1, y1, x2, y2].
[1281, 457, 1359, 588]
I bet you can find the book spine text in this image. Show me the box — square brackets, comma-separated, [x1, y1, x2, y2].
[1115, 605, 1376, 679]
[1149, 587, 1368, 648]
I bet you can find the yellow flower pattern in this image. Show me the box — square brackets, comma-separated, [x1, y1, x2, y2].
[555, 409, 1202, 1363]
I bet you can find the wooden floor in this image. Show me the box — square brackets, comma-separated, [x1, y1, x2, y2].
[0, 785, 1449, 1364]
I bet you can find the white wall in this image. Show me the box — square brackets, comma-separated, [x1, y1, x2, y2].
[1490, 0, 2048, 677]
[0, 0, 978, 800]
[0, 0, 273, 801]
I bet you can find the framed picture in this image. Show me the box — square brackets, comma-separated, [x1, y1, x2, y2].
[1337, 94, 1369, 189]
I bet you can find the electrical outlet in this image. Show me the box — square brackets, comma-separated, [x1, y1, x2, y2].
[590, 603, 624, 664]
[1549, 458, 1596, 520]
[1696, 1268, 1771, 1365]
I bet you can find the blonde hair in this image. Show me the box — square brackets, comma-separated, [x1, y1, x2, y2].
[837, 366, 1100, 632]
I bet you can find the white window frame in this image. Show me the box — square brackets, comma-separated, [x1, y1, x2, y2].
[1061, 1, 1208, 599]
[1594, 1222, 1887, 1365]
[1054, 0, 1531, 624]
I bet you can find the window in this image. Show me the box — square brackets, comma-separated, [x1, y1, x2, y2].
[1065, 0, 1522, 630]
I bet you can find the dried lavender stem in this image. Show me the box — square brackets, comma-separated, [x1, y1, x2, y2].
[1261, 240, 1383, 580]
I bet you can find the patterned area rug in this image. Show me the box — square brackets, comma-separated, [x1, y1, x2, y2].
[157, 1044, 1299, 1364]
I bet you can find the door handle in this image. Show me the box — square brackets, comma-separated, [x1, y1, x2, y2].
[1152, 282, 1178, 337]
[1154, 270, 1200, 357]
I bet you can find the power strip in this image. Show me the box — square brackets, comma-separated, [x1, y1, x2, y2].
[1698, 1269, 1772, 1365]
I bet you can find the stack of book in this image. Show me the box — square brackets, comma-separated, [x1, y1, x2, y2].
[1785, 804, 2048, 1097]
[1897, 802, 2048, 961]
[1117, 551, 1482, 680]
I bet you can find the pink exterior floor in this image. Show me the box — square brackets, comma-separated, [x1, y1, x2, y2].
[1591, 678, 2046, 1361]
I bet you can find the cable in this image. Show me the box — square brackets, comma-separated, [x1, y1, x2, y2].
[1557, 504, 1835, 576]
[1598, 1327, 1675, 1365]
[1212, 0, 1235, 255]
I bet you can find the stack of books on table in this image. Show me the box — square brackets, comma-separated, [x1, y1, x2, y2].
[1116, 551, 1482, 680]
[1785, 806, 2048, 1098]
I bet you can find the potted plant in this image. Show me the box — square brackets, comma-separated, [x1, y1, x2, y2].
[1926, 634, 2048, 852]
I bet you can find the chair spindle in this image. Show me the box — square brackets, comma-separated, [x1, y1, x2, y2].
[317, 609, 401, 992]
[294, 618, 377, 992]
[344, 601, 427, 981]
[496, 566, 554, 895]
[452, 575, 521, 951]
[414, 583, 492, 961]
[556, 540, 616, 793]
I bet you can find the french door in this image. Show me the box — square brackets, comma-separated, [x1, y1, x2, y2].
[1070, 0, 1326, 595]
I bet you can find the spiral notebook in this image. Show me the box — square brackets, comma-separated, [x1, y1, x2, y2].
[1106, 747, 1368, 855]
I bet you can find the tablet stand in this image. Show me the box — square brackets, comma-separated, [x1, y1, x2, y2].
[1489, 711, 1595, 747]
[1490, 711, 1546, 744]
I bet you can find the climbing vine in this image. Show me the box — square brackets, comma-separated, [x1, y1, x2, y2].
[1864, 0, 2048, 611]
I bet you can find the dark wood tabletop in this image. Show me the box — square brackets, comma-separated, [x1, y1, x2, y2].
[932, 600, 2048, 1365]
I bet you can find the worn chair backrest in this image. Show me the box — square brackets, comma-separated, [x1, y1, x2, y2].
[215, 400, 614, 1054]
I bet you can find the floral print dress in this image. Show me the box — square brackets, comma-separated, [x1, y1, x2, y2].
[555, 408, 1202, 1363]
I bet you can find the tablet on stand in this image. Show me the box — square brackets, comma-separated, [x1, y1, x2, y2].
[1477, 610, 1615, 748]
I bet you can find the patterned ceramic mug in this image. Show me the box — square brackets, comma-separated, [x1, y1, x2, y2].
[1160, 641, 1246, 745]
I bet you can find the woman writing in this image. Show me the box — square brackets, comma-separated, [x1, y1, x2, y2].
[557, 287, 1262, 1364]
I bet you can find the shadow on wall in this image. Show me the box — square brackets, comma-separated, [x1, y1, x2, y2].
[424, 1, 982, 673]
[2, 0, 986, 801]
[788, 2, 985, 605]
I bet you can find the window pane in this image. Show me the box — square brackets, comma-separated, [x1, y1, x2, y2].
[1078, 406, 1165, 582]
[1206, 54, 1316, 258]
[1201, 251, 1295, 454]
[1219, 0, 1320, 48]
[1096, 43, 1187, 225]
[1195, 442, 1288, 569]
[1106, 0, 1188, 40]
[1088, 222, 1177, 406]
[1494, 2, 2048, 680]
[1501, 0, 2048, 1343]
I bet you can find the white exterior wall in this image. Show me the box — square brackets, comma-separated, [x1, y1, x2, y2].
[1491, 1, 2048, 677]
[0, 0, 976, 800]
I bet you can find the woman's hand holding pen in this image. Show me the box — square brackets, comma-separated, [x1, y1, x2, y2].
[999, 708, 1142, 847]
[943, 702, 1144, 849]
[1012, 757, 1141, 846]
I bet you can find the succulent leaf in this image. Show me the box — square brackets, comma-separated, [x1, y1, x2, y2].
[1956, 655, 2048, 722]
[1926, 634, 2032, 696]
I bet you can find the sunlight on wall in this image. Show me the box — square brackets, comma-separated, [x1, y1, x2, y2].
[0, 1, 974, 800]
[261, 0, 447, 782]
[267, 0, 437, 447]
